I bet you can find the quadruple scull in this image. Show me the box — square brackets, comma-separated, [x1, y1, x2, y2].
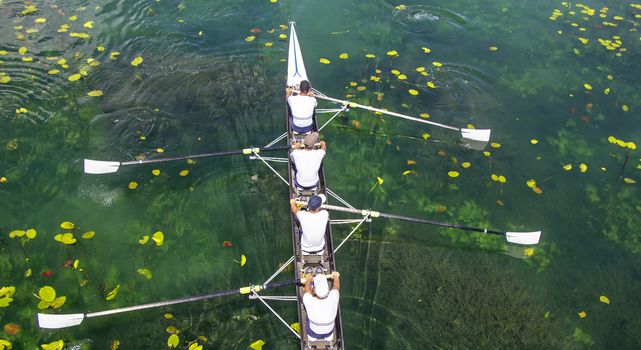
[38, 22, 540, 350]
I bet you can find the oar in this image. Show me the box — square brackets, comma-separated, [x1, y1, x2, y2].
[38, 275, 322, 329]
[312, 94, 491, 142]
[298, 202, 540, 245]
[84, 145, 291, 174]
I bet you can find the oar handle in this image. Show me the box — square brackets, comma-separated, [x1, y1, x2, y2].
[120, 145, 290, 166]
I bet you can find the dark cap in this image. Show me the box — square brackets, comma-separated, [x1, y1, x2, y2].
[308, 195, 323, 210]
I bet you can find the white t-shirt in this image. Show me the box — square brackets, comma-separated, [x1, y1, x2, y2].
[296, 210, 328, 253]
[290, 149, 325, 187]
[288, 95, 317, 128]
[303, 289, 340, 335]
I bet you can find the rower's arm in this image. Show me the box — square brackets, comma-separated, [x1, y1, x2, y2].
[331, 271, 340, 291]
[304, 275, 313, 295]
[285, 87, 293, 99]
[290, 199, 300, 215]
[320, 141, 326, 151]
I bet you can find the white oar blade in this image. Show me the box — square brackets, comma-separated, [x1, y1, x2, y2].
[38, 313, 85, 329]
[505, 231, 541, 245]
[84, 159, 120, 174]
[461, 128, 491, 142]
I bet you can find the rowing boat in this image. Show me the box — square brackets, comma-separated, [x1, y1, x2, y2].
[42, 21, 541, 347]
[286, 22, 344, 350]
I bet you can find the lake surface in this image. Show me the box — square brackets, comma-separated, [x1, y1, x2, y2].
[1, 0, 641, 348]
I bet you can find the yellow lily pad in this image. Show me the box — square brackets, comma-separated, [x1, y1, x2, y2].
[131, 56, 143, 66]
[18, 47, 27, 55]
[319, 58, 330, 64]
[408, 89, 419, 96]
[523, 248, 535, 256]
[386, 50, 398, 57]
[432, 61, 443, 67]
[106, 285, 120, 301]
[61, 221, 75, 229]
[250, 340, 265, 350]
[623, 177, 636, 184]
[152, 169, 161, 176]
[179, 170, 189, 177]
[51, 296, 66, 309]
[579, 163, 588, 173]
[152, 231, 164, 246]
[339, 53, 348, 59]
[137, 268, 153, 279]
[54, 233, 77, 245]
[40, 339, 64, 350]
[448, 171, 459, 178]
[87, 90, 103, 97]
[68, 74, 82, 81]
[9, 230, 26, 238]
[461, 162, 471, 168]
[578, 311, 587, 318]
[139, 235, 149, 245]
[240, 254, 247, 267]
[81, 231, 95, 239]
[26, 228, 37, 239]
[526, 179, 537, 188]
[39, 286, 56, 303]
[245, 35, 255, 42]
[168, 334, 179, 348]
[128, 181, 138, 190]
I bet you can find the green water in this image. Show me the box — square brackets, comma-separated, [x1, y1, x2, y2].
[1, 0, 641, 348]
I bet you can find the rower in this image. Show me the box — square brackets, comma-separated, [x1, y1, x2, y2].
[286, 80, 317, 134]
[289, 195, 328, 255]
[303, 271, 341, 340]
[290, 132, 326, 191]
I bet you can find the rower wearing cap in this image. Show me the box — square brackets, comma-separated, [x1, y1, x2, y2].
[290, 132, 326, 190]
[303, 271, 341, 339]
[286, 80, 317, 134]
[289, 194, 328, 255]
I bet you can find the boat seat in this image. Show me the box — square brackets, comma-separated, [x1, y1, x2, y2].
[306, 335, 340, 349]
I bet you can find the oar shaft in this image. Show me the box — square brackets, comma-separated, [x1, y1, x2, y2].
[320, 204, 503, 236]
[120, 145, 290, 166]
[314, 94, 460, 131]
[87, 278, 302, 319]
[87, 289, 239, 318]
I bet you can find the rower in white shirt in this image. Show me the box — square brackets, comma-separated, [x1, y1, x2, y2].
[286, 80, 317, 134]
[290, 132, 326, 190]
[289, 194, 328, 255]
[303, 271, 341, 339]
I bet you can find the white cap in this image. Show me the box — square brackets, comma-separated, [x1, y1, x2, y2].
[313, 274, 329, 298]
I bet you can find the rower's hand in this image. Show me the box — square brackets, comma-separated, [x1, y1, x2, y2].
[331, 271, 340, 279]
[305, 275, 313, 284]
[290, 198, 297, 206]
[286, 87, 292, 94]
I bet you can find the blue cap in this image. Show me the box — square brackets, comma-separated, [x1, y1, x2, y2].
[308, 195, 323, 210]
